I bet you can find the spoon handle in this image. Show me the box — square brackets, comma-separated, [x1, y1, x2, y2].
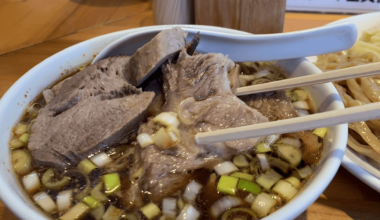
[236, 62, 380, 96]
[195, 101, 380, 145]
[195, 22, 357, 62]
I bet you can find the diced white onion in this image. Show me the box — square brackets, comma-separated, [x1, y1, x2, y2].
[178, 97, 197, 126]
[251, 193, 277, 218]
[293, 90, 308, 101]
[296, 109, 310, 117]
[276, 137, 302, 148]
[137, 133, 154, 148]
[252, 69, 271, 79]
[256, 169, 282, 191]
[163, 198, 177, 218]
[183, 181, 202, 203]
[33, 191, 56, 213]
[42, 89, 55, 104]
[232, 155, 249, 167]
[214, 161, 238, 176]
[257, 154, 270, 172]
[168, 131, 179, 143]
[297, 166, 313, 179]
[91, 203, 105, 220]
[176, 204, 200, 220]
[90, 152, 112, 167]
[244, 194, 255, 204]
[211, 196, 242, 218]
[292, 101, 310, 110]
[264, 134, 281, 146]
[22, 171, 40, 193]
[272, 180, 298, 201]
[61, 202, 89, 220]
[285, 176, 301, 188]
[57, 190, 72, 212]
[153, 112, 180, 127]
[103, 205, 123, 220]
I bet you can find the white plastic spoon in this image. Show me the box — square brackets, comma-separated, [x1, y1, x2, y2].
[92, 23, 357, 86]
[93, 23, 357, 63]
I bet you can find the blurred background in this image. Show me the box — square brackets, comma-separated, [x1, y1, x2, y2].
[1, 0, 380, 56]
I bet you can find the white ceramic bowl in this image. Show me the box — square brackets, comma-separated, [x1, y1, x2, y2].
[0, 25, 347, 220]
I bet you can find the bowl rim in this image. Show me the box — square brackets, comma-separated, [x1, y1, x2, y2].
[0, 25, 347, 220]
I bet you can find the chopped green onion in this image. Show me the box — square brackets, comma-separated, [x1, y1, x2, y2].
[19, 133, 29, 143]
[137, 133, 154, 148]
[162, 198, 177, 218]
[57, 190, 73, 212]
[276, 137, 302, 148]
[77, 159, 97, 174]
[237, 179, 262, 195]
[217, 176, 239, 195]
[22, 171, 40, 193]
[297, 166, 313, 179]
[14, 124, 28, 137]
[230, 172, 254, 181]
[221, 207, 258, 220]
[153, 112, 180, 127]
[42, 168, 70, 190]
[177, 204, 200, 220]
[256, 143, 271, 153]
[177, 197, 184, 210]
[251, 193, 277, 218]
[292, 100, 310, 110]
[11, 149, 32, 175]
[140, 202, 161, 219]
[33, 191, 56, 214]
[244, 194, 255, 204]
[91, 182, 108, 202]
[102, 205, 123, 220]
[102, 173, 121, 195]
[183, 181, 202, 203]
[90, 152, 112, 168]
[60, 202, 89, 220]
[275, 144, 302, 168]
[211, 196, 242, 218]
[232, 155, 249, 167]
[90, 203, 105, 220]
[313, 127, 328, 138]
[152, 127, 174, 150]
[272, 180, 298, 201]
[293, 89, 308, 101]
[256, 169, 282, 191]
[214, 161, 238, 176]
[83, 196, 100, 209]
[285, 176, 302, 188]
[9, 138, 26, 149]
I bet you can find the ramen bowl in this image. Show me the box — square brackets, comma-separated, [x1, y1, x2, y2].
[0, 25, 347, 220]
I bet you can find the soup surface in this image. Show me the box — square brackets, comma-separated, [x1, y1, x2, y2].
[9, 27, 326, 220]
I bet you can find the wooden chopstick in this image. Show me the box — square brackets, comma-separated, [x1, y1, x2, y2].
[195, 101, 380, 145]
[236, 62, 380, 96]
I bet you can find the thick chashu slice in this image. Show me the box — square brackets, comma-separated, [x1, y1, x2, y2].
[29, 56, 154, 169]
[138, 48, 268, 201]
[128, 27, 188, 86]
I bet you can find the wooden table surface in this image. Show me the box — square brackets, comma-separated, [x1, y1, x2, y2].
[1, 4, 380, 220]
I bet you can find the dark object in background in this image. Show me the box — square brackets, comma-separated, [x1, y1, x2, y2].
[195, 0, 287, 34]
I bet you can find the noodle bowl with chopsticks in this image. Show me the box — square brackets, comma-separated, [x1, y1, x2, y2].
[315, 25, 380, 166]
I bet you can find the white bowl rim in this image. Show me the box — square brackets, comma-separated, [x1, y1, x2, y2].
[0, 24, 347, 220]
